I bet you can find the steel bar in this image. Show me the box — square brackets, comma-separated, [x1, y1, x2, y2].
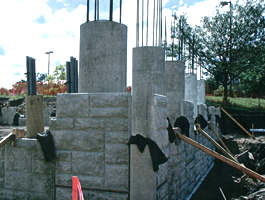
[219, 187, 227, 200]
[221, 107, 254, 139]
[26, 56, 31, 95]
[146, 0, 149, 46]
[152, 0, 155, 46]
[94, 0, 96, 20]
[87, 0, 89, 22]
[196, 125, 238, 163]
[136, 0, 139, 47]
[119, 0, 122, 23]
[155, 0, 159, 46]
[174, 130, 265, 182]
[31, 57, 36, 95]
[75, 59, 78, 93]
[158, 0, 161, 46]
[165, 16, 167, 46]
[66, 61, 71, 93]
[160, 0, 162, 46]
[70, 57, 75, 93]
[110, 0, 113, 21]
[142, 0, 144, 46]
[97, 0, 99, 20]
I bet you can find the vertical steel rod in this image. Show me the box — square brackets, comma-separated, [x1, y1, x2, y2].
[142, 0, 144, 47]
[136, 0, 139, 47]
[160, 0, 163, 45]
[94, 0, 96, 20]
[165, 16, 167, 45]
[155, 0, 158, 46]
[110, 0, 113, 21]
[87, 0, 90, 22]
[153, 0, 155, 46]
[119, 0, 122, 23]
[146, 0, 149, 46]
[97, 0, 99, 20]
[66, 62, 71, 93]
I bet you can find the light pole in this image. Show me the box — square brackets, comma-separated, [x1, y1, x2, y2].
[45, 51, 53, 75]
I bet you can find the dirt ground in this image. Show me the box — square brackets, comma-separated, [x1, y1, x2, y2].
[191, 133, 265, 200]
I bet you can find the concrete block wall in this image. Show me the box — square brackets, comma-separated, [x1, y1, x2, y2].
[0, 107, 16, 126]
[50, 93, 130, 200]
[0, 139, 55, 200]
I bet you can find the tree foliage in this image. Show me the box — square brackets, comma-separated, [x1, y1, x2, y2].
[196, 0, 265, 102]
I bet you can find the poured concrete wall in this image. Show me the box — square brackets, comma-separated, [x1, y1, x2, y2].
[197, 80, 206, 104]
[50, 93, 130, 200]
[165, 61, 185, 123]
[79, 21, 127, 93]
[130, 47, 166, 200]
[185, 74, 198, 117]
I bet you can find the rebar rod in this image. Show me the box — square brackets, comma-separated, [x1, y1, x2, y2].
[152, 0, 155, 46]
[110, 0, 113, 21]
[142, 0, 144, 46]
[119, 0, 122, 23]
[87, 0, 89, 22]
[146, 0, 149, 46]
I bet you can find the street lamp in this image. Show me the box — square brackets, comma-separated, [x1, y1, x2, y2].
[45, 51, 53, 75]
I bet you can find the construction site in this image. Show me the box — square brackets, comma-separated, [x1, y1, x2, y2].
[0, 0, 265, 199]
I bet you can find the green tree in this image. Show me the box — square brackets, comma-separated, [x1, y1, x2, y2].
[195, 0, 265, 102]
[46, 64, 66, 81]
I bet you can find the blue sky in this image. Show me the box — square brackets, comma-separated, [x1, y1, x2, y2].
[0, 0, 224, 89]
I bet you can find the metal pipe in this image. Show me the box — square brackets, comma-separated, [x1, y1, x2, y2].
[87, 0, 89, 22]
[110, 0, 113, 21]
[136, 0, 139, 47]
[146, 0, 149, 46]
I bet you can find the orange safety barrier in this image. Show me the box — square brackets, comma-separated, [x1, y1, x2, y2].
[72, 176, 84, 200]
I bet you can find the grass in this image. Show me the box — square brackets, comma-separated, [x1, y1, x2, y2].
[206, 96, 265, 111]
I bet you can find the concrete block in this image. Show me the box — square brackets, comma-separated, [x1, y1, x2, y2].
[72, 152, 104, 176]
[55, 174, 73, 186]
[50, 118, 74, 130]
[79, 21, 127, 93]
[32, 159, 53, 174]
[185, 74, 198, 117]
[56, 94, 89, 118]
[1, 107, 16, 125]
[90, 93, 129, 108]
[105, 164, 128, 191]
[105, 131, 129, 144]
[74, 118, 102, 130]
[19, 117, 26, 126]
[103, 118, 129, 131]
[53, 130, 104, 152]
[105, 144, 129, 165]
[26, 95, 44, 137]
[197, 79, 206, 104]
[90, 107, 128, 118]
[56, 151, 72, 162]
[5, 171, 32, 191]
[56, 161, 71, 174]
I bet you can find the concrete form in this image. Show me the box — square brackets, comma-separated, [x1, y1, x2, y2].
[197, 79, 206, 104]
[79, 21, 127, 93]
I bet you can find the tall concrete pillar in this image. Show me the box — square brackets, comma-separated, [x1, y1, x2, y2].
[165, 61, 185, 123]
[79, 21, 127, 93]
[130, 47, 165, 200]
[26, 95, 44, 138]
[197, 79, 206, 104]
[185, 73, 198, 117]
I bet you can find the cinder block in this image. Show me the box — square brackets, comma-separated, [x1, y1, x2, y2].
[32, 159, 53, 174]
[105, 131, 129, 144]
[105, 144, 129, 165]
[56, 161, 71, 174]
[5, 171, 32, 191]
[90, 93, 129, 108]
[90, 107, 128, 118]
[103, 118, 128, 131]
[105, 164, 128, 191]
[56, 94, 89, 118]
[72, 152, 104, 176]
[53, 130, 104, 152]
[74, 118, 102, 130]
[51, 118, 74, 130]
[56, 151, 72, 162]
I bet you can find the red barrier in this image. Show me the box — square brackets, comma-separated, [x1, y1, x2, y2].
[72, 176, 84, 200]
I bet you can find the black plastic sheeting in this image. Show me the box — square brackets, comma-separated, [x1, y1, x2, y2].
[174, 116, 190, 137]
[195, 114, 208, 129]
[37, 130, 56, 162]
[128, 134, 168, 172]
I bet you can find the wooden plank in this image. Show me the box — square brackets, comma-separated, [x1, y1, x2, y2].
[175, 131, 265, 182]
[0, 133, 15, 148]
[221, 107, 254, 139]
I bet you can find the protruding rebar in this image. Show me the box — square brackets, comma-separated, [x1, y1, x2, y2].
[94, 0, 96, 20]
[142, 0, 144, 46]
[120, 0, 122, 23]
[136, 0, 139, 47]
[97, 0, 99, 20]
[153, 0, 155, 46]
[110, 0, 113, 21]
[155, 0, 158, 46]
[87, 0, 90, 22]
[146, 0, 149, 46]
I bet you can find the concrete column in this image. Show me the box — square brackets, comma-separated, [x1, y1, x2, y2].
[130, 47, 165, 200]
[197, 79, 206, 104]
[26, 95, 44, 138]
[165, 61, 185, 123]
[79, 21, 127, 93]
[185, 73, 197, 117]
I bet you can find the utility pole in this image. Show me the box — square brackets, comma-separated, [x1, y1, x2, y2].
[45, 51, 53, 75]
